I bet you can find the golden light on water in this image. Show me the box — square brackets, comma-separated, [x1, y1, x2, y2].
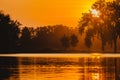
[1, 53, 120, 57]
[1, 54, 120, 80]
[92, 73, 100, 80]
[90, 8, 100, 17]
[91, 53, 102, 59]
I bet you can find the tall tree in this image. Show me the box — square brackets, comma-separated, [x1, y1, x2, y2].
[0, 11, 20, 52]
[20, 27, 31, 51]
[84, 29, 93, 49]
[78, 0, 120, 52]
[35, 27, 50, 49]
[106, 1, 120, 52]
[8, 20, 20, 52]
[70, 34, 79, 47]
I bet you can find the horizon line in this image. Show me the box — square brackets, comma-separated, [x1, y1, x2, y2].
[0, 53, 120, 57]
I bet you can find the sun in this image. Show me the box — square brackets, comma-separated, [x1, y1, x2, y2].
[90, 8, 100, 17]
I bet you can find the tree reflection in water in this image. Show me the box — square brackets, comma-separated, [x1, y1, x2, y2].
[0, 55, 120, 80]
[0, 57, 18, 80]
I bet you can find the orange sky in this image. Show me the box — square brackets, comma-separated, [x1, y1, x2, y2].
[0, 0, 97, 27]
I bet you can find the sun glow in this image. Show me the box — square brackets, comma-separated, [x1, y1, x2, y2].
[92, 73, 100, 80]
[90, 8, 100, 17]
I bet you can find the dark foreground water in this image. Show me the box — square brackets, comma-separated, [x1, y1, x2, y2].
[0, 54, 120, 80]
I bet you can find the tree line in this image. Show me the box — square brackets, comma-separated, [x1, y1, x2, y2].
[0, 12, 79, 53]
[79, 0, 120, 53]
[0, 0, 120, 53]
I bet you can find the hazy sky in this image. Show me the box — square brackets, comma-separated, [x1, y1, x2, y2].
[0, 0, 97, 27]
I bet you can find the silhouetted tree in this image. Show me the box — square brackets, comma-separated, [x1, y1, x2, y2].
[106, 1, 120, 52]
[78, 12, 97, 50]
[70, 34, 79, 47]
[8, 20, 20, 52]
[35, 27, 50, 49]
[0, 11, 20, 52]
[34, 25, 71, 51]
[79, 0, 120, 52]
[20, 27, 31, 52]
[61, 35, 70, 50]
[84, 29, 93, 49]
[53, 25, 70, 48]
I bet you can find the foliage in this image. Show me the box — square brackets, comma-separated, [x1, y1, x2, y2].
[78, 0, 120, 52]
[0, 11, 20, 52]
[61, 35, 70, 50]
[1, 0, 120, 53]
[70, 34, 79, 47]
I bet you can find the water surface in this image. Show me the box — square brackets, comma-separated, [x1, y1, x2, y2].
[0, 54, 120, 80]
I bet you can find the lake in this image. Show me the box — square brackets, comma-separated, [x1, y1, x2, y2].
[0, 54, 120, 80]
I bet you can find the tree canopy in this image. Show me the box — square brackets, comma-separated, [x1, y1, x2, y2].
[78, 0, 120, 52]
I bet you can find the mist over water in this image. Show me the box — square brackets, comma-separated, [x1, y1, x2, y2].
[0, 54, 120, 80]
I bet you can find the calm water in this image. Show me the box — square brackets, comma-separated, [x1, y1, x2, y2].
[0, 54, 120, 80]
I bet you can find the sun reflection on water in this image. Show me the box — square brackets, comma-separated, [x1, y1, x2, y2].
[1, 54, 119, 80]
[92, 73, 100, 80]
